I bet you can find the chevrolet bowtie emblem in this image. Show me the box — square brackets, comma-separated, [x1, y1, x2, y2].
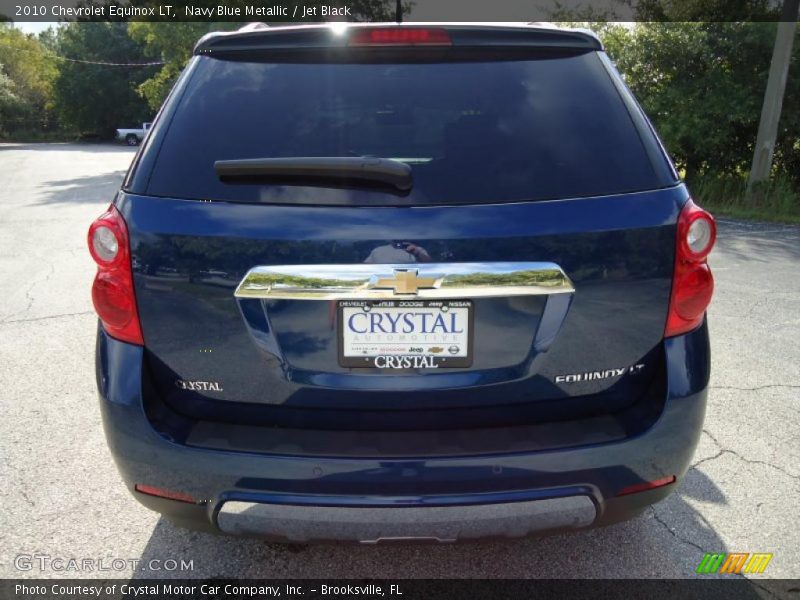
[371, 269, 439, 295]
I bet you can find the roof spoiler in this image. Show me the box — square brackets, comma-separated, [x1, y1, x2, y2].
[193, 23, 603, 56]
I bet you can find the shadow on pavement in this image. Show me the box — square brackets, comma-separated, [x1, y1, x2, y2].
[37, 170, 128, 205]
[714, 220, 800, 263]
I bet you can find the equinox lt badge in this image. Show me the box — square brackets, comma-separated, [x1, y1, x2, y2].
[555, 364, 645, 384]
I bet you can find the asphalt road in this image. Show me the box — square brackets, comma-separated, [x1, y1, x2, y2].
[0, 144, 798, 583]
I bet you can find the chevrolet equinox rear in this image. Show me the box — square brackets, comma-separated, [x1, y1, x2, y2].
[89, 23, 716, 542]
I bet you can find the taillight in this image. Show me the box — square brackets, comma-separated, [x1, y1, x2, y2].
[348, 27, 452, 46]
[88, 205, 143, 345]
[665, 199, 716, 338]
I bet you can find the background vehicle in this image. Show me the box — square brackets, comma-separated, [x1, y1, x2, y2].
[88, 23, 716, 542]
[115, 122, 152, 146]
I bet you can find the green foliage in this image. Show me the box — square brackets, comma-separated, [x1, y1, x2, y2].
[0, 25, 56, 105]
[0, 69, 27, 135]
[51, 22, 156, 135]
[128, 22, 235, 110]
[0, 24, 58, 135]
[596, 22, 800, 189]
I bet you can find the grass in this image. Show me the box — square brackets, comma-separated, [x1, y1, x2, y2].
[689, 174, 800, 224]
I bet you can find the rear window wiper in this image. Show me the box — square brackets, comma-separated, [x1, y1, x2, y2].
[214, 157, 412, 192]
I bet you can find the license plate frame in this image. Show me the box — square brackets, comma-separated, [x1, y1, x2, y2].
[338, 299, 473, 369]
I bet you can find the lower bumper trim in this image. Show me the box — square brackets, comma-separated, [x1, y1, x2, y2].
[216, 496, 597, 543]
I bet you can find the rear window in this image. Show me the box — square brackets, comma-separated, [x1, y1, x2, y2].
[145, 52, 665, 205]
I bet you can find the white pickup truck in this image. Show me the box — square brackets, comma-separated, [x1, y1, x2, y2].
[115, 122, 152, 146]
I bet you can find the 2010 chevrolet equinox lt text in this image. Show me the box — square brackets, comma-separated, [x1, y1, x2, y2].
[89, 23, 716, 542]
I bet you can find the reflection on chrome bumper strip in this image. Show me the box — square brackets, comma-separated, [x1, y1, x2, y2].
[234, 262, 575, 300]
[216, 496, 596, 542]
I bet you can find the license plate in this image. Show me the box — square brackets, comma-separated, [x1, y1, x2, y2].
[338, 300, 473, 368]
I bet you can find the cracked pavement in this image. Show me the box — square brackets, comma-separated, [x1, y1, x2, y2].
[0, 144, 797, 586]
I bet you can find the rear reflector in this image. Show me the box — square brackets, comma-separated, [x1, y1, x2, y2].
[617, 475, 676, 497]
[134, 484, 197, 504]
[348, 28, 452, 47]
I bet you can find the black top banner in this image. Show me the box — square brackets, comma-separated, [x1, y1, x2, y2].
[2, 0, 799, 22]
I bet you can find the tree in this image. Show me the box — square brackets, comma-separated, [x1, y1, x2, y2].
[601, 22, 800, 185]
[0, 69, 26, 136]
[0, 24, 58, 134]
[128, 22, 234, 110]
[52, 22, 156, 135]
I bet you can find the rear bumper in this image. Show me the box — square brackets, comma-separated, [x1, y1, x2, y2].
[96, 322, 709, 542]
[218, 496, 596, 543]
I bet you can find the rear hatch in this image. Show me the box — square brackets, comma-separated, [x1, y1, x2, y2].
[121, 25, 681, 431]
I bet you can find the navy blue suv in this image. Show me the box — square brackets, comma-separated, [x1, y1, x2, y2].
[89, 23, 716, 542]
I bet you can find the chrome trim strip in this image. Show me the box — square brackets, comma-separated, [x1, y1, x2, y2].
[234, 262, 574, 300]
[216, 496, 596, 542]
